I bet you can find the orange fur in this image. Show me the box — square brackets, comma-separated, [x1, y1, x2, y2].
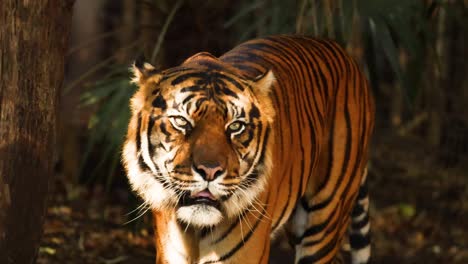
[122, 35, 374, 264]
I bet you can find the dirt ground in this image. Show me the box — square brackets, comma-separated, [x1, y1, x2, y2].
[38, 133, 468, 263]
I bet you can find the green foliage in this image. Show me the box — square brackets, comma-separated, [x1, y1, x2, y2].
[399, 203, 416, 219]
[359, 0, 432, 105]
[224, 0, 298, 42]
[79, 67, 136, 187]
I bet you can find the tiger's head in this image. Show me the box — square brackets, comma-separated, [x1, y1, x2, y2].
[122, 53, 275, 228]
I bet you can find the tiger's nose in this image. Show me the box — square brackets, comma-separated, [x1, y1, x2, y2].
[195, 164, 224, 181]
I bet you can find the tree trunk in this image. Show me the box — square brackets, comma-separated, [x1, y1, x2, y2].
[0, 1, 74, 263]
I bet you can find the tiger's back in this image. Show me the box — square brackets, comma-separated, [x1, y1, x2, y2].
[123, 35, 374, 264]
[221, 35, 374, 263]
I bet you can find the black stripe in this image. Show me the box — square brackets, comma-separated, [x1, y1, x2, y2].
[357, 180, 368, 200]
[351, 203, 364, 217]
[297, 232, 339, 264]
[217, 73, 245, 92]
[171, 72, 209, 85]
[136, 114, 151, 172]
[137, 114, 160, 175]
[195, 97, 208, 109]
[196, 60, 225, 71]
[314, 39, 345, 98]
[182, 94, 197, 105]
[300, 199, 340, 240]
[138, 155, 150, 171]
[239, 126, 268, 193]
[210, 211, 246, 243]
[249, 105, 260, 120]
[238, 108, 246, 119]
[135, 113, 142, 152]
[181, 85, 204, 93]
[279, 37, 325, 119]
[240, 127, 255, 148]
[309, 40, 338, 97]
[159, 122, 170, 138]
[217, 80, 239, 98]
[159, 67, 194, 82]
[351, 214, 369, 230]
[152, 94, 167, 110]
[147, 116, 156, 155]
[349, 233, 370, 250]
[223, 44, 270, 69]
[301, 206, 341, 248]
[222, 61, 263, 77]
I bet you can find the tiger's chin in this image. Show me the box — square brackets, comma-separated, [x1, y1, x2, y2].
[174, 189, 226, 227]
[176, 204, 223, 227]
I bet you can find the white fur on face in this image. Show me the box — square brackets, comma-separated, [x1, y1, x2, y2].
[123, 139, 174, 211]
[173, 169, 226, 227]
[176, 205, 223, 227]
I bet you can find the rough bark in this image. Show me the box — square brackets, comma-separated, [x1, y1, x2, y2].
[0, 1, 74, 263]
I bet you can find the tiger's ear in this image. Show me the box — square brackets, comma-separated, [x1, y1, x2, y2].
[130, 59, 162, 114]
[252, 70, 275, 96]
[130, 58, 160, 85]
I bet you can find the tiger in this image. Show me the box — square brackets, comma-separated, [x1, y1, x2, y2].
[122, 35, 374, 264]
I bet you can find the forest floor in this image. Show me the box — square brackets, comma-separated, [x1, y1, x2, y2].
[38, 133, 468, 264]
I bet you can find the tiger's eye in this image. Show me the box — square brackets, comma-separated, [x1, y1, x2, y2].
[228, 121, 244, 132]
[173, 116, 188, 127]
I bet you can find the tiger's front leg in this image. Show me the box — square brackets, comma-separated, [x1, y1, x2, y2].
[152, 193, 273, 264]
[153, 211, 199, 264]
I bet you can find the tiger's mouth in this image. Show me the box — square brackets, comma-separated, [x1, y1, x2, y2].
[179, 189, 220, 208]
[176, 189, 225, 227]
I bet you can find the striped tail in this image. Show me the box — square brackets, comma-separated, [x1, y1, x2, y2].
[348, 167, 371, 264]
